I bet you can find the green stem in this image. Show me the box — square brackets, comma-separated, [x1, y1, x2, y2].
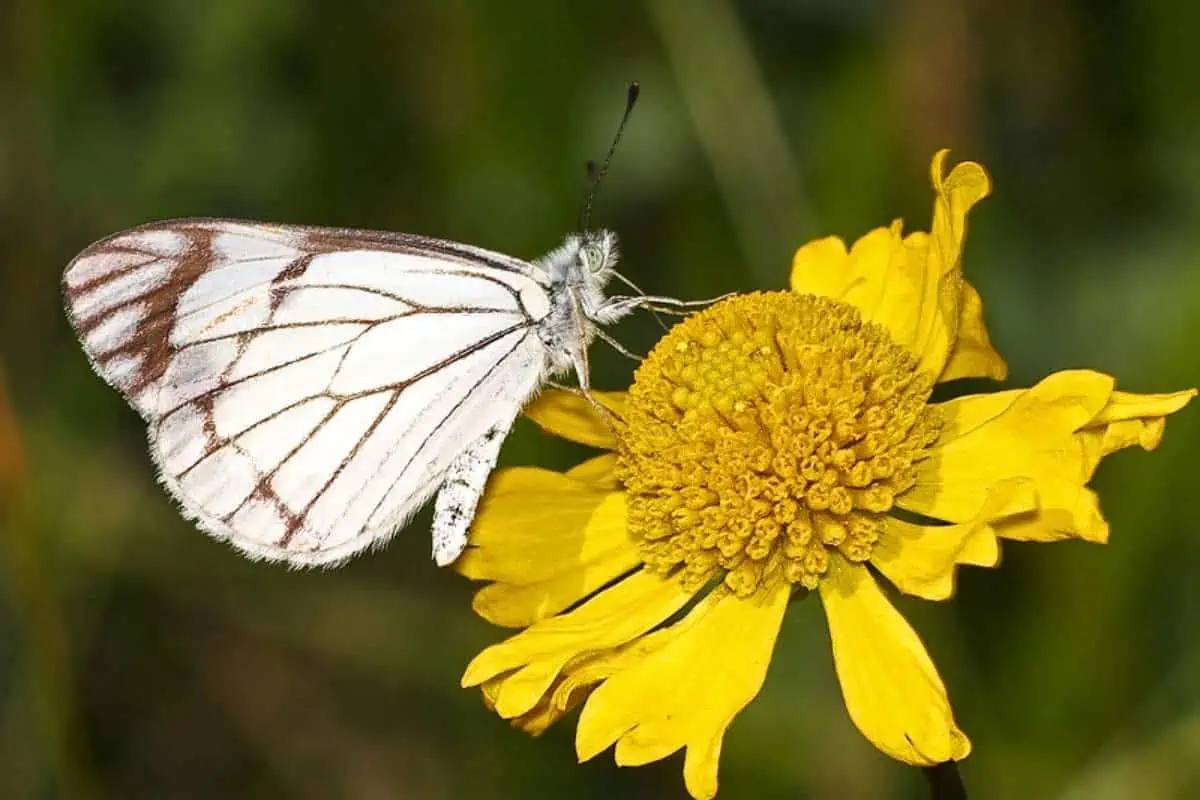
[923, 762, 967, 800]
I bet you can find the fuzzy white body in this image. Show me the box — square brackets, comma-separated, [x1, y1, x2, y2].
[62, 219, 629, 567]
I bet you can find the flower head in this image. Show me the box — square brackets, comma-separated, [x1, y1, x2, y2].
[457, 151, 1195, 798]
[621, 291, 942, 596]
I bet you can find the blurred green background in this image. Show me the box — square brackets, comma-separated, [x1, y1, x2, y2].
[2, 1, 1199, 797]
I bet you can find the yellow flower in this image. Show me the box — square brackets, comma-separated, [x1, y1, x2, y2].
[456, 150, 1195, 798]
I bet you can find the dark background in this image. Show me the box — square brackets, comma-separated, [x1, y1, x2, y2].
[2, 1, 1198, 797]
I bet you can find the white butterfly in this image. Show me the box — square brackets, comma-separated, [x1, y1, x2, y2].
[62, 218, 675, 567]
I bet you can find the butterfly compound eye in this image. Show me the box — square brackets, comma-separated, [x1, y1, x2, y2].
[581, 244, 606, 273]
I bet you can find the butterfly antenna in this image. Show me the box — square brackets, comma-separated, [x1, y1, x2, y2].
[579, 81, 640, 231]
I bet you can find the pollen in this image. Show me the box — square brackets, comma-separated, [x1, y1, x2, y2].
[616, 291, 942, 597]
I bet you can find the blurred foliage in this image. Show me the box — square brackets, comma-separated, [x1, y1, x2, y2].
[1, 0, 1199, 797]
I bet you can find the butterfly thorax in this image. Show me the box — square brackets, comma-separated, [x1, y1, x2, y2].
[534, 230, 625, 375]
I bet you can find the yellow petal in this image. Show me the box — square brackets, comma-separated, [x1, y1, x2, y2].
[461, 571, 693, 719]
[999, 386, 1195, 543]
[458, 468, 639, 627]
[470, 545, 642, 628]
[935, 384, 1021, 441]
[903, 372, 1194, 545]
[479, 673, 589, 736]
[458, 468, 623, 584]
[478, 643, 645, 737]
[790, 151, 996, 382]
[789, 235, 853, 298]
[524, 389, 626, 449]
[938, 281, 1008, 382]
[900, 151, 993, 378]
[1079, 388, 1197, 469]
[819, 558, 970, 765]
[901, 370, 1115, 542]
[566, 452, 621, 489]
[1088, 389, 1196, 426]
[872, 479, 1033, 601]
[791, 226, 901, 317]
[574, 584, 790, 800]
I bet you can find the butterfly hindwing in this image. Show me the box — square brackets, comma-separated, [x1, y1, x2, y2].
[431, 415, 519, 566]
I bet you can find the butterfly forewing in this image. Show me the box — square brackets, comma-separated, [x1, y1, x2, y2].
[63, 219, 552, 565]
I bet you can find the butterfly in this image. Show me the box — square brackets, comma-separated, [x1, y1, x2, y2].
[61, 217, 693, 567]
[60, 84, 704, 568]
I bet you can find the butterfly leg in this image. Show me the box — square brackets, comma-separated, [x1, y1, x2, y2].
[593, 327, 643, 362]
[431, 416, 515, 566]
[560, 336, 626, 437]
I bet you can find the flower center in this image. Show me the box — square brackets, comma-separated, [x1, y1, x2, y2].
[616, 291, 942, 598]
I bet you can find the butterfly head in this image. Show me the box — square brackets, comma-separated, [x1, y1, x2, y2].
[577, 229, 619, 281]
[537, 229, 624, 330]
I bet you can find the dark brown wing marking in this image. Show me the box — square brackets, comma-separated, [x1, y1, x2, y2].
[65, 225, 218, 405]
